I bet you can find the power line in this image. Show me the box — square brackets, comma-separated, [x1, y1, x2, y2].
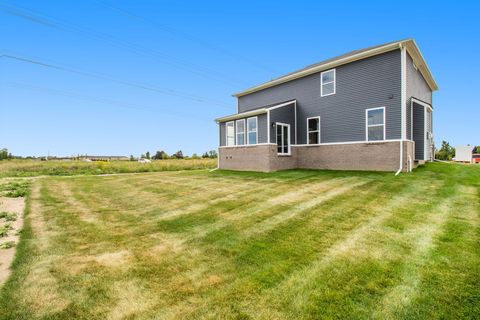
[1, 81, 212, 122]
[1, 53, 233, 109]
[92, 0, 276, 73]
[0, 1, 248, 86]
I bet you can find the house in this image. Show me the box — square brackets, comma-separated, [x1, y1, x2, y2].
[215, 39, 437, 172]
[454, 146, 475, 163]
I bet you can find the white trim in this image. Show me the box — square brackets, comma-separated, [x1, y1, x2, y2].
[411, 97, 433, 111]
[294, 101, 298, 145]
[306, 116, 321, 145]
[397, 46, 407, 176]
[225, 121, 234, 147]
[292, 139, 410, 147]
[235, 119, 246, 146]
[215, 108, 267, 122]
[266, 100, 297, 111]
[233, 39, 438, 97]
[365, 107, 386, 142]
[246, 116, 258, 145]
[320, 69, 336, 97]
[410, 99, 414, 141]
[267, 109, 271, 143]
[219, 143, 275, 149]
[276, 122, 291, 155]
[401, 47, 407, 141]
[424, 107, 428, 161]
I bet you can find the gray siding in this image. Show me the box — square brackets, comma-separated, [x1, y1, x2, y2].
[218, 113, 268, 146]
[238, 50, 402, 144]
[269, 104, 296, 144]
[406, 52, 432, 140]
[412, 102, 425, 160]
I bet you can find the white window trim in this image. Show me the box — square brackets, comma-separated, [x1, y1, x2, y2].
[276, 122, 291, 155]
[365, 107, 386, 142]
[320, 69, 336, 97]
[246, 116, 258, 145]
[235, 119, 246, 145]
[306, 116, 320, 145]
[225, 121, 234, 147]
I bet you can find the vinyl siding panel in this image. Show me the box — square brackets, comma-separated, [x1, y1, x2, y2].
[406, 52, 433, 139]
[218, 113, 268, 146]
[269, 103, 296, 144]
[238, 50, 402, 144]
[413, 102, 425, 160]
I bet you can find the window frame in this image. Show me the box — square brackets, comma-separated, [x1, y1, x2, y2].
[235, 119, 246, 145]
[306, 116, 320, 145]
[365, 107, 386, 142]
[320, 69, 336, 97]
[246, 116, 258, 145]
[225, 121, 235, 146]
[276, 122, 291, 156]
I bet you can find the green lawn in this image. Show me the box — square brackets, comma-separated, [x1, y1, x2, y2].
[0, 163, 479, 319]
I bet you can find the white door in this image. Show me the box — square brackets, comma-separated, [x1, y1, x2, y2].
[276, 123, 290, 155]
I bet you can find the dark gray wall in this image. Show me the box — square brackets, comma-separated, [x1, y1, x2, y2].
[406, 52, 433, 140]
[237, 50, 402, 144]
[413, 102, 425, 160]
[218, 113, 268, 146]
[269, 104, 296, 144]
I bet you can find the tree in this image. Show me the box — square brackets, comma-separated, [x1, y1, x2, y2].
[435, 141, 455, 160]
[208, 150, 218, 158]
[153, 150, 169, 160]
[191, 153, 200, 159]
[202, 152, 209, 158]
[145, 151, 151, 159]
[172, 150, 184, 159]
[475, 146, 480, 154]
[0, 148, 9, 160]
[129, 155, 135, 161]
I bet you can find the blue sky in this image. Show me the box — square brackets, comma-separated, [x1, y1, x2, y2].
[1, 0, 479, 157]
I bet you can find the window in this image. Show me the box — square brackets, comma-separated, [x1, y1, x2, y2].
[366, 107, 385, 141]
[247, 117, 257, 145]
[321, 69, 336, 96]
[276, 123, 290, 155]
[235, 119, 245, 145]
[307, 117, 320, 144]
[226, 121, 234, 146]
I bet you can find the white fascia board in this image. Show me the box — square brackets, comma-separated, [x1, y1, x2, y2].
[215, 108, 267, 123]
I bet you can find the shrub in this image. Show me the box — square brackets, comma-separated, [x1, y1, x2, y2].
[0, 223, 12, 238]
[0, 241, 15, 249]
[0, 211, 16, 222]
[0, 180, 29, 197]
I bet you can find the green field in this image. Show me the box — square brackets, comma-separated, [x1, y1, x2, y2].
[0, 159, 216, 178]
[0, 163, 479, 319]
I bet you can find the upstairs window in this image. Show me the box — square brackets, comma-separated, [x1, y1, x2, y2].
[366, 107, 385, 141]
[307, 117, 320, 144]
[247, 117, 258, 145]
[236, 119, 245, 145]
[226, 121, 234, 146]
[321, 69, 336, 96]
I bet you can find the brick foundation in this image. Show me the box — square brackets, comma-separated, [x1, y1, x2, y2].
[219, 141, 415, 172]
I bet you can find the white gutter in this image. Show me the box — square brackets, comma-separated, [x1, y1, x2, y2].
[396, 44, 407, 175]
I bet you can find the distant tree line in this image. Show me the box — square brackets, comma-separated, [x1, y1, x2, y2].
[136, 149, 217, 160]
[0, 147, 218, 161]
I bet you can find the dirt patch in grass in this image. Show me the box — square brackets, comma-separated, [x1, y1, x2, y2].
[0, 195, 25, 286]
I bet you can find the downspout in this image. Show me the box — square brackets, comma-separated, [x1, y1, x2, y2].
[396, 44, 407, 176]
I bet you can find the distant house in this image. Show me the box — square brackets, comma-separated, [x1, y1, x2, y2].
[215, 39, 437, 172]
[454, 146, 475, 163]
[78, 155, 129, 161]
